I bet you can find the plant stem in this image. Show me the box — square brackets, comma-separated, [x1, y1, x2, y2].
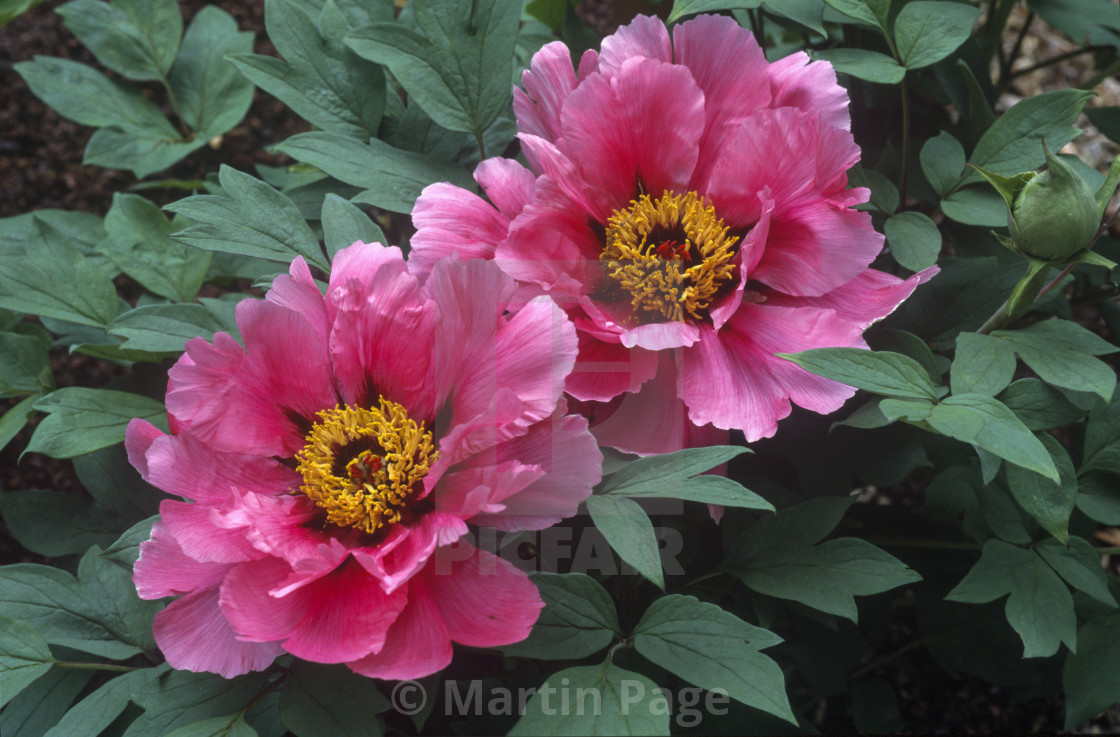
[54, 661, 143, 673]
[474, 130, 487, 161]
[848, 638, 927, 682]
[1010, 46, 1113, 80]
[999, 12, 1034, 91]
[1097, 547, 1120, 556]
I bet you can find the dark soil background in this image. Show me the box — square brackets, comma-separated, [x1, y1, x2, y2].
[0, 1, 1116, 734]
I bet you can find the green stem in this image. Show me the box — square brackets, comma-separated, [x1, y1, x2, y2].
[474, 130, 487, 161]
[976, 260, 1051, 334]
[1010, 46, 1114, 81]
[998, 12, 1034, 92]
[849, 638, 927, 682]
[54, 661, 144, 673]
[982, 0, 1017, 62]
[1097, 547, 1120, 556]
[158, 72, 191, 138]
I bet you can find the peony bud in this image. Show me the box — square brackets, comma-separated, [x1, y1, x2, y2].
[1007, 144, 1099, 261]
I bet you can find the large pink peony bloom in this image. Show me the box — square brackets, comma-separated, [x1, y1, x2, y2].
[126, 242, 601, 679]
[410, 14, 935, 454]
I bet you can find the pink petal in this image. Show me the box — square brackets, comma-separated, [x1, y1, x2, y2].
[515, 41, 586, 145]
[769, 266, 939, 329]
[598, 14, 672, 77]
[133, 521, 230, 599]
[152, 585, 283, 678]
[566, 334, 659, 402]
[475, 157, 537, 220]
[266, 256, 330, 339]
[348, 584, 452, 680]
[619, 320, 701, 351]
[352, 512, 468, 594]
[769, 51, 851, 131]
[159, 499, 259, 564]
[424, 543, 542, 647]
[408, 183, 507, 279]
[587, 353, 694, 455]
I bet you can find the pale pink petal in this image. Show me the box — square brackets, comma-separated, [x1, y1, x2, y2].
[153, 586, 283, 678]
[515, 41, 584, 144]
[497, 182, 603, 289]
[133, 521, 230, 599]
[598, 14, 672, 77]
[348, 584, 452, 680]
[588, 353, 694, 455]
[475, 157, 537, 219]
[352, 512, 468, 594]
[266, 256, 330, 339]
[125, 419, 163, 479]
[769, 266, 939, 328]
[424, 543, 542, 647]
[566, 334, 658, 402]
[164, 332, 244, 436]
[619, 320, 701, 350]
[408, 183, 507, 279]
[159, 499, 259, 564]
[769, 51, 850, 131]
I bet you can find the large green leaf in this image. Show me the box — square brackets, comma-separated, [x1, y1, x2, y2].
[508, 663, 669, 736]
[278, 662, 390, 737]
[1063, 613, 1120, 729]
[0, 666, 92, 737]
[166, 165, 328, 271]
[893, 1, 981, 69]
[43, 665, 169, 737]
[165, 716, 259, 737]
[585, 495, 663, 590]
[633, 595, 793, 724]
[1003, 433, 1077, 543]
[321, 193, 386, 260]
[950, 332, 1016, 397]
[884, 211, 942, 271]
[25, 388, 167, 459]
[601, 446, 770, 510]
[125, 670, 270, 737]
[109, 302, 229, 354]
[502, 573, 620, 660]
[83, 125, 207, 178]
[102, 193, 211, 302]
[921, 131, 967, 197]
[991, 319, 1118, 403]
[946, 539, 1076, 658]
[780, 348, 945, 401]
[345, 0, 520, 139]
[168, 6, 255, 137]
[56, 0, 182, 81]
[1082, 385, 1120, 476]
[273, 132, 472, 214]
[812, 48, 905, 84]
[0, 617, 54, 709]
[1036, 537, 1116, 607]
[0, 331, 52, 398]
[667, 0, 762, 24]
[0, 491, 124, 557]
[230, 0, 385, 138]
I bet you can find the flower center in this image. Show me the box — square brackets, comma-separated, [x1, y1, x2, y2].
[295, 398, 438, 535]
[600, 190, 739, 322]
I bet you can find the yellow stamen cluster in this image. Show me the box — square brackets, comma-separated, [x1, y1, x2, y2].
[601, 190, 738, 322]
[295, 397, 438, 535]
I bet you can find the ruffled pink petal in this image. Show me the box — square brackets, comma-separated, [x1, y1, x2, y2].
[515, 41, 586, 145]
[167, 298, 336, 458]
[470, 411, 601, 531]
[348, 583, 452, 680]
[619, 320, 701, 351]
[566, 334, 658, 402]
[152, 585, 283, 678]
[266, 256, 330, 339]
[558, 58, 704, 218]
[221, 557, 407, 664]
[587, 353, 694, 455]
[769, 51, 851, 131]
[435, 459, 543, 521]
[597, 14, 672, 77]
[678, 304, 862, 440]
[125, 419, 162, 479]
[424, 543, 542, 647]
[133, 521, 230, 599]
[159, 499, 259, 564]
[408, 183, 507, 279]
[475, 157, 537, 220]
[497, 181, 603, 290]
[769, 266, 939, 329]
[328, 247, 442, 419]
[352, 512, 468, 594]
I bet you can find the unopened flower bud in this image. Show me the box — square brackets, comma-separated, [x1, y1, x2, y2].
[1007, 144, 1099, 261]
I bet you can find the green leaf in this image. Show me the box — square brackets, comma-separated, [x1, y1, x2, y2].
[585, 495, 664, 590]
[100, 516, 156, 572]
[601, 446, 770, 509]
[1062, 613, 1120, 729]
[502, 572, 620, 660]
[964, 89, 1095, 183]
[762, 0, 825, 33]
[884, 211, 942, 271]
[991, 319, 1118, 403]
[165, 715, 259, 737]
[74, 443, 161, 520]
[925, 394, 1060, 482]
[940, 186, 1008, 226]
[508, 663, 669, 736]
[997, 379, 1086, 431]
[668, 0, 762, 24]
[633, 595, 793, 724]
[109, 302, 228, 354]
[56, 0, 182, 81]
[1036, 537, 1116, 607]
[344, 0, 521, 138]
[848, 165, 899, 215]
[273, 132, 472, 214]
[229, 0, 386, 138]
[950, 332, 1016, 397]
[26, 388, 166, 459]
[0, 217, 119, 329]
[0, 395, 38, 454]
[125, 669, 269, 737]
[850, 679, 903, 734]
[1003, 433, 1077, 543]
[779, 348, 944, 401]
[0, 666, 92, 737]
[0, 331, 52, 398]
[921, 131, 967, 197]
[0, 617, 54, 709]
[821, 0, 888, 28]
[1082, 385, 1120, 476]
[894, 1, 981, 69]
[83, 125, 207, 178]
[946, 538, 1076, 658]
[102, 193, 211, 302]
[0, 0, 46, 25]
[279, 662, 390, 737]
[43, 665, 169, 737]
[166, 165, 328, 271]
[168, 6, 255, 137]
[14, 56, 179, 132]
[0, 491, 123, 557]
[321, 194, 386, 261]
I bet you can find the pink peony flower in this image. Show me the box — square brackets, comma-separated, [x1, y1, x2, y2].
[410, 14, 936, 454]
[126, 242, 601, 679]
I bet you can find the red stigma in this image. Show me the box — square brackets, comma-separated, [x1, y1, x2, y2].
[655, 240, 690, 262]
